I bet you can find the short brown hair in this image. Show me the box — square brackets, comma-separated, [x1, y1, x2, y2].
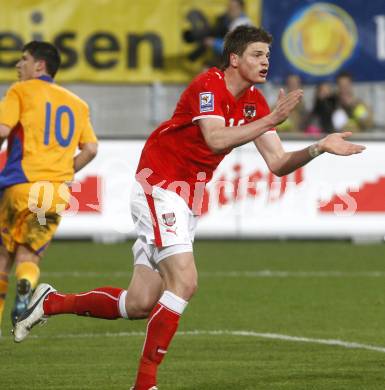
[221, 25, 272, 69]
[23, 41, 61, 78]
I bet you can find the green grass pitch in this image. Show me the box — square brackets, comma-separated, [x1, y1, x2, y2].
[1, 240, 385, 389]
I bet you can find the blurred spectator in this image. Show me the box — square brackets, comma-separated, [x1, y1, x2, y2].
[183, 10, 212, 62]
[277, 74, 308, 132]
[332, 71, 374, 132]
[203, 0, 252, 67]
[305, 81, 337, 134]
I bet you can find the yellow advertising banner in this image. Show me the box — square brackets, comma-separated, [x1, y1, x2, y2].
[0, 0, 261, 83]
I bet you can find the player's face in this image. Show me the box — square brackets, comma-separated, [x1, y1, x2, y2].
[235, 42, 270, 84]
[16, 51, 42, 81]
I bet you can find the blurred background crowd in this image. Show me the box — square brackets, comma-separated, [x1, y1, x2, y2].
[276, 71, 374, 134]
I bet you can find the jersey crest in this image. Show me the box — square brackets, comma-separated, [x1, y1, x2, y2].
[243, 103, 256, 121]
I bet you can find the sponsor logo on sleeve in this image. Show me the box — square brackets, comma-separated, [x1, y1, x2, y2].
[199, 92, 214, 112]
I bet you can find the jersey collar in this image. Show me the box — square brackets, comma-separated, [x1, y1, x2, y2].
[38, 75, 54, 83]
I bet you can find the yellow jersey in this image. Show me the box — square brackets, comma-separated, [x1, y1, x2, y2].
[0, 76, 97, 189]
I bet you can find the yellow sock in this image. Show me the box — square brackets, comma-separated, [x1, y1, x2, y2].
[15, 262, 40, 289]
[0, 273, 9, 327]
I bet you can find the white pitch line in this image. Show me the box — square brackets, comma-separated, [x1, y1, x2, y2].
[201, 271, 385, 278]
[21, 329, 385, 354]
[41, 270, 385, 278]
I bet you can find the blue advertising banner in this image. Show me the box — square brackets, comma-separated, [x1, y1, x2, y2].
[262, 1, 385, 83]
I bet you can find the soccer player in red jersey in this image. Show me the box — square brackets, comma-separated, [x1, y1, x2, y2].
[14, 26, 365, 390]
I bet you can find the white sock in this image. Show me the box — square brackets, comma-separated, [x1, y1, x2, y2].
[159, 290, 188, 315]
[118, 290, 128, 318]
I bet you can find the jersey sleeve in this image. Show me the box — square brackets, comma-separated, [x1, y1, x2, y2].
[0, 84, 21, 129]
[79, 105, 98, 144]
[189, 75, 226, 123]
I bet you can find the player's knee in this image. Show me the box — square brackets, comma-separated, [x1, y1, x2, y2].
[183, 284, 198, 301]
[177, 276, 198, 300]
[125, 294, 157, 319]
[138, 295, 158, 316]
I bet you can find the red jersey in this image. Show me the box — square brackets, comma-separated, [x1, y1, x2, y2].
[136, 67, 274, 211]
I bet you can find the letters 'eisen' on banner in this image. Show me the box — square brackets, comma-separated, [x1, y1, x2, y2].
[0, 0, 261, 83]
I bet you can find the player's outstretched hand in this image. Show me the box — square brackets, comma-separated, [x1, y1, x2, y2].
[271, 88, 303, 125]
[318, 132, 366, 156]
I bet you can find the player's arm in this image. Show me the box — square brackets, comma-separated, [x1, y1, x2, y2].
[74, 142, 98, 173]
[0, 124, 11, 149]
[0, 124, 11, 138]
[255, 131, 366, 177]
[74, 103, 98, 173]
[0, 85, 21, 147]
[198, 115, 273, 153]
[199, 89, 303, 153]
